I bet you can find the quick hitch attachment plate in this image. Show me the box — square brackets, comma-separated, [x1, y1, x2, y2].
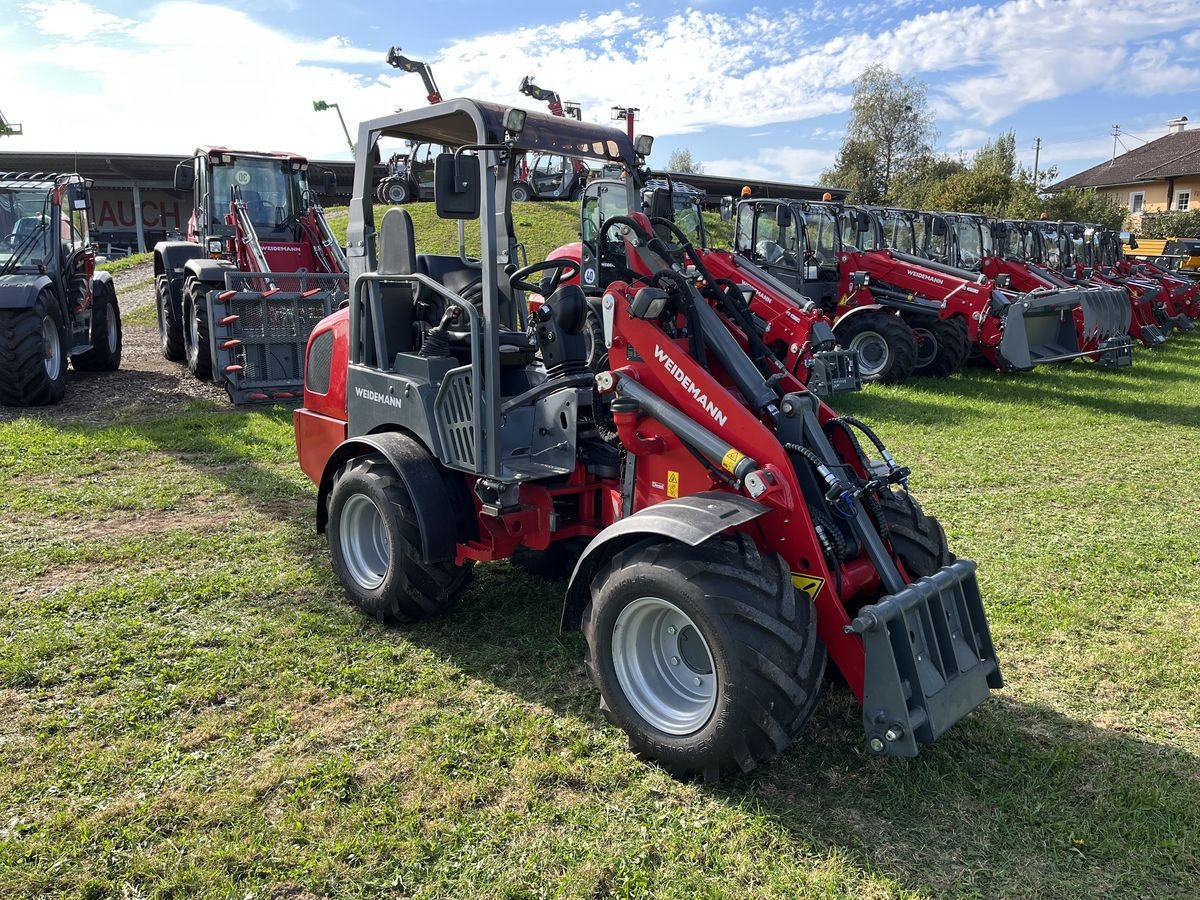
[847, 558, 1002, 757]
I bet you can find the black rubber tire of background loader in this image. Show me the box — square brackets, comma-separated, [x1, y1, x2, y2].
[156, 274, 185, 361]
[0, 289, 68, 407]
[582, 532, 827, 782]
[875, 488, 951, 578]
[835, 311, 916, 384]
[183, 277, 213, 380]
[582, 307, 607, 372]
[908, 315, 969, 378]
[71, 282, 123, 371]
[512, 536, 590, 580]
[512, 183, 532, 203]
[384, 179, 409, 204]
[327, 453, 473, 623]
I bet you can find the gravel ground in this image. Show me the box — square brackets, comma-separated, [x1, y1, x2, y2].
[0, 262, 236, 427]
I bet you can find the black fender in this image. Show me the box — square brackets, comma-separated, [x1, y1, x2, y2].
[560, 492, 769, 631]
[315, 431, 473, 564]
[0, 273, 54, 310]
[183, 258, 234, 286]
[89, 269, 115, 313]
[153, 241, 203, 316]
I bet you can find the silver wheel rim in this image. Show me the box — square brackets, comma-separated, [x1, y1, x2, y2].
[911, 326, 937, 367]
[339, 493, 390, 590]
[188, 299, 199, 350]
[849, 330, 891, 378]
[42, 314, 62, 380]
[106, 300, 118, 352]
[612, 597, 716, 735]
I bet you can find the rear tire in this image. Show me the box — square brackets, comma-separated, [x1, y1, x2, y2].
[582, 533, 827, 782]
[835, 311, 916, 384]
[183, 276, 213, 380]
[71, 281, 122, 371]
[512, 183, 532, 203]
[328, 454, 473, 623]
[906, 314, 969, 378]
[0, 289, 68, 407]
[156, 274, 185, 361]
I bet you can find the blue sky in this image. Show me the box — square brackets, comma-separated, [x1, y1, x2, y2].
[2, 0, 1199, 186]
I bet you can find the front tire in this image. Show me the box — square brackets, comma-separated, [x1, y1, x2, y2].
[582, 533, 826, 782]
[875, 488, 951, 577]
[835, 311, 916, 384]
[183, 276, 213, 380]
[0, 289, 68, 407]
[156, 274, 184, 361]
[327, 454, 473, 623]
[71, 281, 123, 371]
[384, 179, 409, 204]
[512, 183, 532, 203]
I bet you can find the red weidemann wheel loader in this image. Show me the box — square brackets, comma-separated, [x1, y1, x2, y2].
[293, 100, 1002, 780]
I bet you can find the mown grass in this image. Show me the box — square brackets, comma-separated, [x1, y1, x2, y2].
[323, 201, 732, 264]
[1, 326, 1198, 895]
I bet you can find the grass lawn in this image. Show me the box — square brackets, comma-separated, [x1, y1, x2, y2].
[1, 269, 1198, 896]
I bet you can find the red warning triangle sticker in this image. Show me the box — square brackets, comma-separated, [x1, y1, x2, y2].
[791, 573, 826, 603]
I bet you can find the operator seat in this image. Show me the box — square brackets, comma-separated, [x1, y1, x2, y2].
[375, 207, 419, 356]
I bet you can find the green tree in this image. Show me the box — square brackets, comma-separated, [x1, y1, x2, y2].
[666, 148, 704, 174]
[821, 65, 936, 203]
[926, 131, 1019, 213]
[1137, 210, 1200, 238]
[1039, 187, 1125, 229]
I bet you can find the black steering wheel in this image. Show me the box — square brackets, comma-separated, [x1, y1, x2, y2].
[509, 257, 580, 295]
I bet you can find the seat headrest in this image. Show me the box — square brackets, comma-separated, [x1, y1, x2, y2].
[379, 207, 417, 277]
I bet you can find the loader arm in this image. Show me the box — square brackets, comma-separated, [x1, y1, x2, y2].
[386, 47, 442, 104]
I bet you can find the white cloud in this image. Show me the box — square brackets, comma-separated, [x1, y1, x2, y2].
[704, 147, 838, 184]
[3, 0, 1200, 172]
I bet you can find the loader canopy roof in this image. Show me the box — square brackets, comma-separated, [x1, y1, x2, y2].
[366, 99, 639, 167]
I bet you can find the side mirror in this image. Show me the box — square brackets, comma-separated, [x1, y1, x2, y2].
[856, 211, 871, 233]
[174, 162, 195, 192]
[775, 204, 792, 228]
[720, 196, 733, 221]
[324, 172, 337, 194]
[434, 152, 481, 220]
[930, 217, 947, 237]
[1128, 235, 1139, 250]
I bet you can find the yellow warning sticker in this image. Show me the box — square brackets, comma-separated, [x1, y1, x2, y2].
[666, 470, 680, 498]
[791, 573, 826, 603]
[721, 449, 745, 473]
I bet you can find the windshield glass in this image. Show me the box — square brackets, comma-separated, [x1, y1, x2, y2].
[953, 220, 983, 268]
[877, 211, 916, 254]
[211, 157, 305, 230]
[582, 180, 634, 243]
[0, 184, 55, 272]
[1002, 225, 1030, 259]
[801, 205, 839, 266]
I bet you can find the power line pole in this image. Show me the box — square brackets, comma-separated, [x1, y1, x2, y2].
[1110, 124, 1120, 163]
[1032, 137, 1041, 185]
